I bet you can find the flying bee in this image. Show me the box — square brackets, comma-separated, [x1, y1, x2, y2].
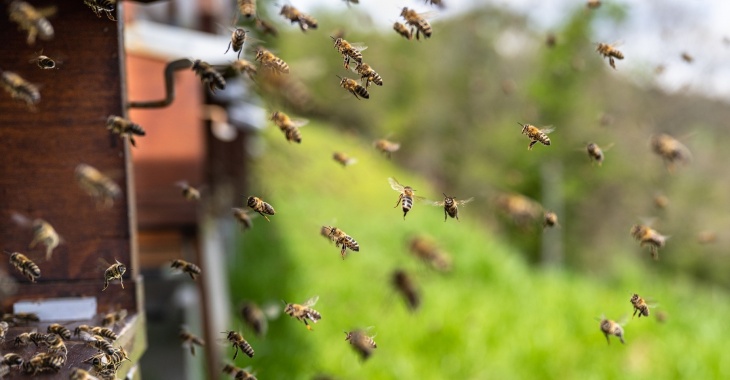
[409, 235, 452, 272]
[101, 309, 127, 327]
[171, 259, 201, 280]
[599, 317, 625, 344]
[545, 32, 557, 48]
[75, 163, 122, 208]
[393, 22, 413, 40]
[389, 177, 425, 219]
[344, 328, 377, 360]
[225, 28, 249, 59]
[106, 115, 145, 147]
[630, 223, 668, 260]
[337, 76, 369, 99]
[518, 122, 554, 150]
[7, 251, 41, 282]
[255, 47, 290, 74]
[84, 0, 116, 21]
[681, 52, 693, 63]
[179, 327, 205, 356]
[8, 1, 55, 45]
[586, 0, 601, 9]
[102, 259, 126, 291]
[237, 0, 256, 19]
[651, 133, 692, 172]
[431, 193, 474, 222]
[325, 226, 360, 259]
[653, 194, 669, 209]
[585, 142, 614, 166]
[1, 69, 40, 108]
[175, 181, 201, 201]
[333, 152, 357, 167]
[596, 43, 624, 69]
[392, 269, 420, 311]
[353, 62, 383, 89]
[332, 37, 367, 70]
[374, 138, 400, 158]
[191, 60, 226, 93]
[629, 293, 653, 319]
[240, 301, 268, 337]
[247, 196, 275, 222]
[223, 364, 258, 380]
[279, 5, 318, 32]
[27, 218, 60, 261]
[29, 51, 57, 69]
[232, 208, 255, 231]
[223, 330, 255, 359]
[231, 59, 257, 81]
[424, 0, 445, 8]
[255, 17, 278, 37]
[696, 231, 717, 245]
[3, 353, 23, 368]
[400, 7, 432, 40]
[543, 211, 559, 229]
[47, 323, 71, 340]
[270, 111, 308, 143]
[284, 296, 321, 331]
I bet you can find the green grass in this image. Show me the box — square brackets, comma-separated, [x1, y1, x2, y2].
[226, 122, 730, 380]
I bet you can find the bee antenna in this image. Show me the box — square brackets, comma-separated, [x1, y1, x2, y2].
[281, 299, 287, 305]
[330, 36, 336, 40]
[516, 122, 524, 127]
[335, 75, 342, 79]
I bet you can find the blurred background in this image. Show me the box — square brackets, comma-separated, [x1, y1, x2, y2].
[123, 0, 730, 379]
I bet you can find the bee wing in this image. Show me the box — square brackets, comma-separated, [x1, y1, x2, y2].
[388, 177, 405, 192]
[262, 302, 282, 319]
[10, 211, 33, 228]
[456, 197, 475, 206]
[303, 295, 319, 307]
[415, 10, 438, 19]
[290, 119, 309, 128]
[349, 43, 368, 52]
[540, 127, 555, 134]
[175, 181, 190, 189]
[429, 200, 446, 206]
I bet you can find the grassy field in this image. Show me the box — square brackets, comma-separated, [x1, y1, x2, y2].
[225, 121, 730, 380]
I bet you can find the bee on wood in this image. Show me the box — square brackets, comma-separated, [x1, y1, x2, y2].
[518, 122, 554, 150]
[393, 22, 413, 40]
[2, 352, 23, 368]
[374, 138, 400, 158]
[75, 164, 122, 208]
[345, 328, 377, 360]
[431, 193, 473, 222]
[69, 368, 100, 380]
[237, 0, 256, 19]
[270, 111, 308, 144]
[82, 333, 115, 355]
[333, 152, 357, 167]
[225, 28, 249, 59]
[247, 196, 275, 222]
[337, 76, 369, 99]
[4, 312, 39, 324]
[255, 47, 290, 74]
[175, 181, 201, 201]
[29, 51, 57, 69]
[101, 309, 127, 327]
[332, 37, 367, 70]
[223, 330, 254, 359]
[255, 17, 278, 37]
[630, 223, 668, 260]
[231, 59, 257, 81]
[543, 211, 559, 229]
[102, 259, 126, 291]
[599, 317, 625, 344]
[596, 43, 624, 69]
[388, 177, 425, 219]
[47, 323, 71, 340]
[629, 293, 653, 319]
[22, 352, 65, 375]
[408, 235, 452, 272]
[0, 69, 40, 108]
[8, 1, 55, 44]
[191, 60, 226, 93]
[180, 327, 205, 356]
[279, 5, 318, 32]
[392, 269, 420, 311]
[171, 259, 201, 280]
[75, 325, 117, 341]
[6, 251, 41, 282]
[353, 62, 382, 89]
[14, 331, 49, 347]
[651, 133, 691, 172]
[400, 7, 432, 40]
[106, 115, 146, 147]
[84, 0, 116, 21]
[284, 296, 321, 331]
[325, 226, 360, 259]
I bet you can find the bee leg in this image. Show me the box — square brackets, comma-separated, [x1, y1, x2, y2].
[120, 277, 124, 289]
[188, 272, 196, 280]
[259, 212, 270, 222]
[444, 209, 448, 222]
[604, 332, 610, 345]
[528, 140, 538, 150]
[225, 41, 232, 54]
[394, 195, 403, 208]
[233, 346, 239, 360]
[130, 136, 136, 147]
[191, 345, 195, 356]
[609, 57, 616, 69]
[103, 280, 109, 291]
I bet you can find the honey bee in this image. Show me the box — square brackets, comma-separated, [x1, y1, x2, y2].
[696, 231, 717, 245]
[5, 312, 39, 324]
[424, 0, 445, 8]
[75, 163, 122, 208]
[102, 259, 126, 291]
[84, 333, 115, 355]
[47, 323, 71, 340]
[179, 327, 205, 356]
[650, 133, 692, 172]
[653, 194, 669, 209]
[232, 208, 255, 231]
[69, 368, 101, 380]
[14, 331, 49, 347]
[8, 1, 55, 44]
[400, 7, 432, 40]
[0, 321, 8, 343]
[630, 223, 668, 260]
[325, 226, 360, 259]
[0, 69, 40, 108]
[543, 211, 559, 229]
[223, 364, 258, 380]
[271, 111, 308, 143]
[409, 236, 452, 272]
[192, 60, 226, 93]
[106, 115, 146, 147]
[176, 181, 201, 201]
[337, 76, 369, 99]
[596, 43, 624, 69]
[171, 259, 201, 280]
[223, 330, 255, 359]
[629, 293, 652, 318]
[586, 0, 601, 9]
[44, 332, 68, 356]
[393, 22, 413, 40]
[22, 352, 65, 375]
[279, 5, 318, 32]
[333, 152, 357, 167]
[374, 138, 400, 158]
[353, 62, 383, 89]
[585, 142, 613, 165]
[240, 301, 268, 337]
[344, 328, 377, 360]
[284, 296, 321, 331]
[389, 177, 425, 219]
[332, 37, 367, 70]
[599, 317, 625, 344]
[518, 122, 554, 150]
[431, 193, 474, 222]
[7, 251, 41, 282]
[225, 28, 249, 59]
[2, 352, 23, 368]
[247, 196, 275, 222]
[238, 0, 256, 19]
[75, 325, 117, 341]
[29, 51, 56, 69]
[28, 218, 61, 261]
[101, 309, 127, 327]
[255, 17, 278, 37]
[231, 59, 257, 81]
[255, 47, 290, 74]
[545, 32, 556, 48]
[84, 0, 116, 21]
[392, 269, 420, 311]
[681, 52, 693, 63]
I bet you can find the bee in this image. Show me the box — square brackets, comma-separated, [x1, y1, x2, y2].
[2, 353, 23, 368]
[586, 0, 601, 9]
[424, 0, 445, 8]
[44, 333, 68, 356]
[629, 293, 652, 318]
[247, 196, 275, 222]
[284, 296, 321, 331]
[75, 163, 122, 208]
[7, 251, 41, 282]
[392, 269, 420, 311]
[191, 60, 226, 93]
[223, 364, 258, 380]
[585, 142, 612, 165]
[400, 7, 432, 40]
[6, 312, 40, 324]
[681, 52, 693, 63]
[8, 1, 55, 45]
[22, 352, 65, 375]
[106, 115, 146, 147]
[543, 211, 559, 229]
[651, 133, 692, 172]
[344, 328, 377, 360]
[325, 226, 360, 259]
[84, 0, 116, 21]
[255, 48, 290, 74]
[630, 224, 668, 260]
[107, 346, 130, 364]
[653, 194, 669, 209]
[232, 208, 255, 231]
[238, 0, 256, 19]
[270, 111, 308, 143]
[69, 368, 101, 380]
[223, 330, 255, 359]
[27, 218, 61, 261]
[14, 331, 47, 347]
[231, 59, 257, 81]
[389, 177, 424, 219]
[171, 259, 201, 280]
[0, 69, 40, 108]
[279, 5, 318, 32]
[545, 32, 556, 48]
[596, 43, 624, 69]
[29, 52, 56, 69]
[518, 122, 554, 150]
[180, 327, 205, 356]
[409, 235, 452, 272]
[226, 28, 248, 59]
[101, 309, 127, 327]
[0, 321, 8, 343]
[176, 181, 201, 201]
[102, 259, 126, 291]
[599, 317, 625, 344]
[696, 231, 717, 245]
[353, 62, 382, 89]
[92, 326, 118, 341]
[47, 323, 71, 340]
[333, 152, 357, 167]
[431, 193, 474, 222]
[332, 37, 367, 70]
[393, 22, 413, 40]
[85, 334, 115, 355]
[374, 138, 400, 158]
[255, 17, 278, 37]
[337, 76, 369, 100]
[240, 301, 269, 337]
